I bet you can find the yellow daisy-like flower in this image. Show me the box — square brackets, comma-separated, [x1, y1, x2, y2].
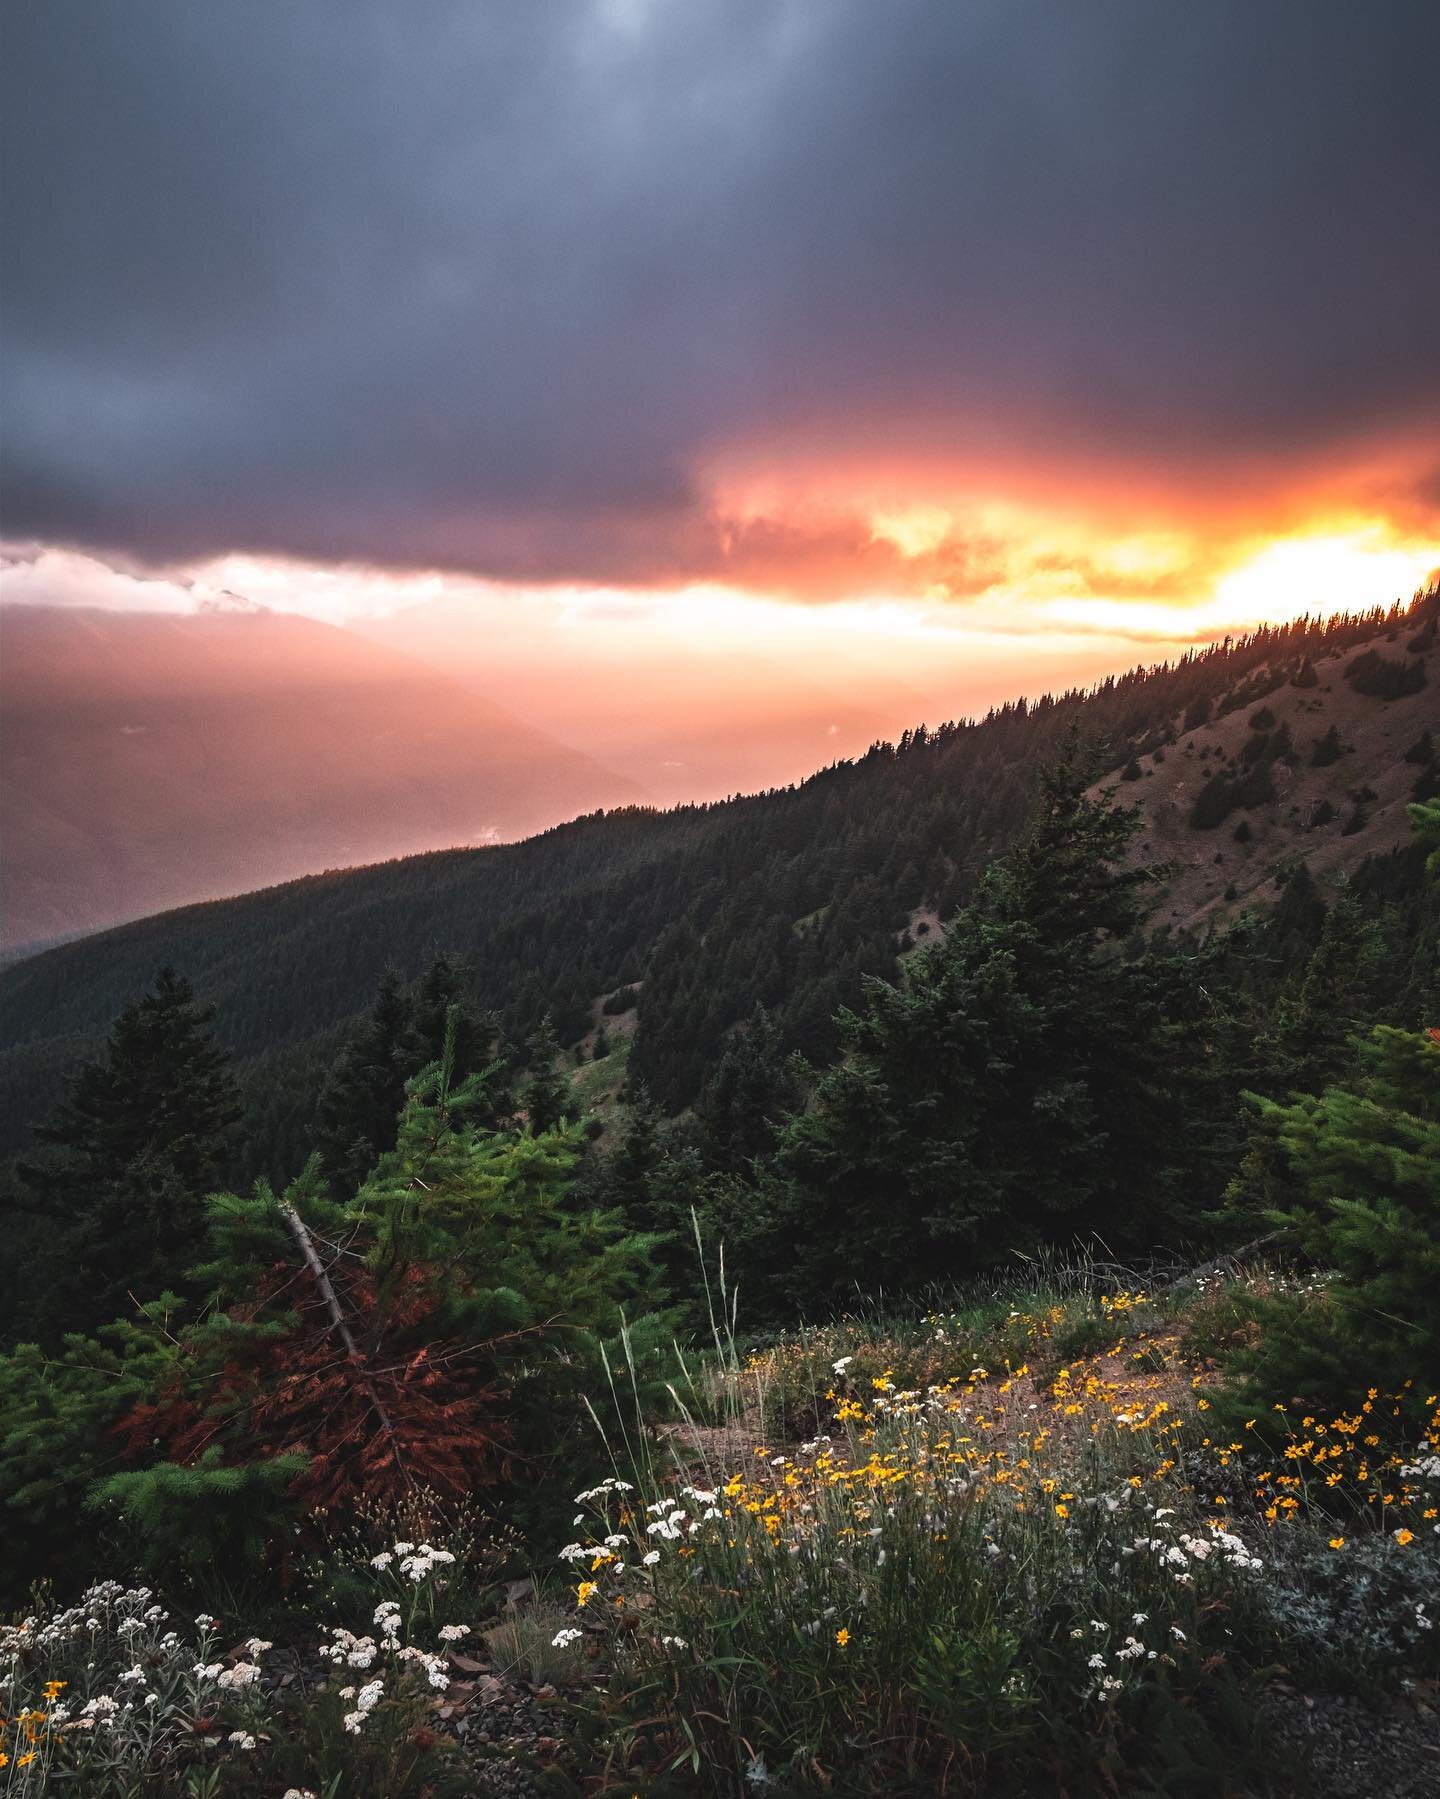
[835, 1626, 851, 1648]
[1394, 1529, 1415, 1547]
[577, 1580, 598, 1606]
[1329, 1537, 1345, 1550]
[1054, 1503, 1069, 1519]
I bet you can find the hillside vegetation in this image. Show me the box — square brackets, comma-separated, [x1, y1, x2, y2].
[1, 587, 1434, 1182]
[0, 588, 1437, 1794]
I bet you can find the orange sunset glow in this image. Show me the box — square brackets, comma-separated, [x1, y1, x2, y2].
[2, 0, 1437, 935]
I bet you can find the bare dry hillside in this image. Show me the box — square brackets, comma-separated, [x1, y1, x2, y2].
[1093, 626, 1437, 931]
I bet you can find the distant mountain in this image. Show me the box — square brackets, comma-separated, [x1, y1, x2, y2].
[0, 606, 643, 949]
[0, 587, 1433, 1179]
[354, 600, 928, 807]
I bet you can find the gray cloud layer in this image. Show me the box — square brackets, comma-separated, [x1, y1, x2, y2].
[3, 0, 1438, 583]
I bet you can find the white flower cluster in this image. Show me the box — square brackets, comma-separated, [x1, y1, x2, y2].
[1081, 1612, 1190, 1702]
[645, 1504, 690, 1543]
[368, 1539, 458, 1582]
[397, 1644, 450, 1689]
[341, 1676, 386, 1734]
[1127, 1517, 1262, 1584]
[0, 1580, 278, 1775]
[320, 1627, 381, 1670]
[573, 1477, 635, 1503]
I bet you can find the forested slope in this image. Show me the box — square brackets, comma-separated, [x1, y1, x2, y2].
[1, 587, 1434, 1181]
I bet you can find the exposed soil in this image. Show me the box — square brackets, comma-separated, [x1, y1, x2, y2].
[1089, 631, 1437, 932]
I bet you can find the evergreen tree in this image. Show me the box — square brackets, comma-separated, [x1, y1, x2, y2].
[405, 954, 487, 1087]
[1411, 799, 1440, 875]
[748, 766, 1214, 1311]
[313, 957, 511, 1189]
[521, 1013, 572, 1134]
[11, 969, 239, 1344]
[1268, 862, 1327, 968]
[71, 1014, 672, 1572]
[696, 1004, 806, 1175]
[1221, 1024, 1440, 1422]
[1222, 804, 1440, 1420]
[1248, 893, 1386, 1103]
[312, 967, 413, 1188]
[1310, 725, 1344, 767]
[578, 1083, 709, 1292]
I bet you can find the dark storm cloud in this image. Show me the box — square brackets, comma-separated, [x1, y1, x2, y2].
[2, 0, 1438, 582]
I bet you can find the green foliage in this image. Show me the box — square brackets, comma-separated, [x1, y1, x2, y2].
[1410, 798, 1440, 875]
[0, 1309, 180, 1600]
[1, 1012, 676, 1587]
[7, 968, 240, 1345]
[1223, 1025, 1440, 1417]
[739, 765, 1226, 1314]
[520, 1013, 572, 1134]
[313, 956, 507, 1188]
[3, 591, 1432, 1179]
[694, 1003, 805, 1175]
[90, 1449, 308, 1573]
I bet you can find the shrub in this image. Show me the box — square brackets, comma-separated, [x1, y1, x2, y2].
[1221, 1026, 1440, 1418]
[1345, 650, 1426, 699]
[1311, 725, 1344, 767]
[1191, 773, 1236, 828]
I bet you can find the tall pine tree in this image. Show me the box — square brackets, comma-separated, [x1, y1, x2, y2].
[10, 968, 240, 1344]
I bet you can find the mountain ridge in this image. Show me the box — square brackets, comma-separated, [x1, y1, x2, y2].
[0, 604, 644, 949]
[0, 587, 1434, 1179]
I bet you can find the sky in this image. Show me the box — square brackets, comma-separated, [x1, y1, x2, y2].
[2, 0, 1438, 700]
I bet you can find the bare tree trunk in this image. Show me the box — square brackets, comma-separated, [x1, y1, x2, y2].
[1154, 1231, 1282, 1297]
[278, 1200, 413, 1490]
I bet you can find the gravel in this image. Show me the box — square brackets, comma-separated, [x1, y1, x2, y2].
[1256, 1683, 1440, 1797]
